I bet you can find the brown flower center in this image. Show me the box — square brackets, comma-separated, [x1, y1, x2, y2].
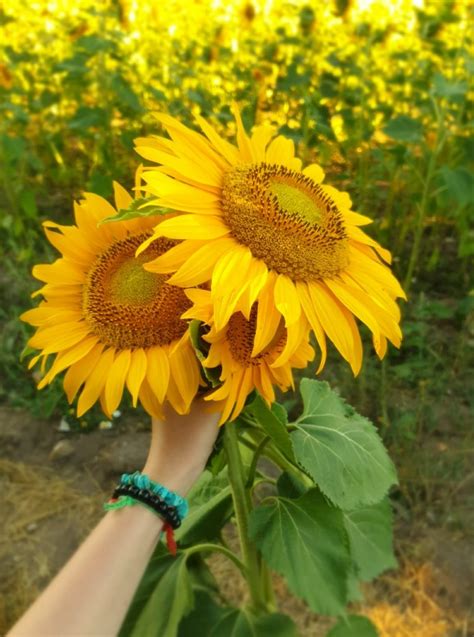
[226, 305, 286, 367]
[221, 162, 349, 281]
[83, 232, 191, 349]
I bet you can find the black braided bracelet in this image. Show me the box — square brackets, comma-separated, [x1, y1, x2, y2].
[113, 484, 182, 529]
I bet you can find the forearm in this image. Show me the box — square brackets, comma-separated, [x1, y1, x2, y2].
[9, 506, 164, 637]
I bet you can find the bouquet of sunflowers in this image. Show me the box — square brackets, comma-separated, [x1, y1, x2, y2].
[22, 107, 403, 635]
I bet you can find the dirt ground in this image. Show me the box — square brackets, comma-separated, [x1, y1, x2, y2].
[0, 405, 472, 636]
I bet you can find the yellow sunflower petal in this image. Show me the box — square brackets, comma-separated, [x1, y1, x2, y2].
[167, 238, 235, 287]
[251, 279, 281, 357]
[250, 125, 274, 162]
[303, 163, 325, 184]
[231, 103, 253, 161]
[296, 281, 328, 374]
[230, 366, 254, 421]
[265, 136, 295, 166]
[348, 245, 406, 299]
[104, 349, 132, 415]
[348, 225, 392, 264]
[326, 277, 401, 348]
[154, 214, 230, 240]
[153, 112, 228, 174]
[146, 346, 170, 404]
[28, 322, 91, 353]
[274, 274, 301, 327]
[343, 210, 373, 226]
[113, 181, 133, 211]
[195, 114, 240, 165]
[255, 366, 275, 404]
[63, 344, 105, 402]
[212, 247, 253, 331]
[271, 315, 308, 368]
[308, 281, 361, 374]
[37, 336, 99, 389]
[33, 260, 85, 285]
[126, 348, 148, 408]
[137, 146, 222, 189]
[77, 347, 115, 417]
[169, 338, 200, 412]
[220, 375, 243, 424]
[239, 258, 269, 318]
[166, 372, 187, 415]
[139, 378, 164, 420]
[43, 225, 93, 266]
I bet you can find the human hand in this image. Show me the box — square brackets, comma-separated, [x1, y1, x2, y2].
[141, 399, 221, 496]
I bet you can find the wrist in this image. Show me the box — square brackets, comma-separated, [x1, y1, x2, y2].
[141, 459, 204, 496]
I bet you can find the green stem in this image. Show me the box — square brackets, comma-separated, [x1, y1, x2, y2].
[224, 425, 270, 614]
[245, 435, 271, 487]
[403, 107, 446, 294]
[380, 357, 391, 431]
[185, 542, 246, 574]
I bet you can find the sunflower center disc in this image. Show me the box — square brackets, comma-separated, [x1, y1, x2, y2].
[226, 305, 286, 367]
[83, 232, 191, 349]
[221, 162, 349, 280]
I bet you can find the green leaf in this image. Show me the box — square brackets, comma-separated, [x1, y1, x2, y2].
[176, 470, 233, 545]
[119, 547, 174, 637]
[211, 609, 298, 637]
[276, 471, 308, 499]
[291, 380, 397, 510]
[86, 172, 113, 198]
[178, 591, 228, 637]
[130, 553, 193, 637]
[248, 395, 295, 461]
[383, 115, 423, 143]
[343, 498, 397, 581]
[111, 73, 144, 113]
[326, 615, 378, 637]
[249, 489, 350, 615]
[68, 106, 108, 130]
[100, 196, 171, 224]
[433, 73, 468, 98]
[439, 166, 474, 207]
[19, 190, 37, 219]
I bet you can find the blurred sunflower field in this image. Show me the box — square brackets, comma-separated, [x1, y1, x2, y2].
[0, 0, 474, 428]
[0, 0, 473, 634]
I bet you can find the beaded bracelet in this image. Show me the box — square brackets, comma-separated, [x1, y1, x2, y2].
[104, 472, 189, 555]
[120, 472, 189, 519]
[113, 484, 182, 529]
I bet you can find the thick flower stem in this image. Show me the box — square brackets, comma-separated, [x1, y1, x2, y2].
[224, 424, 270, 614]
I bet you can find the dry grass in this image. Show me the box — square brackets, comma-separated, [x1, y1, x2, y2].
[0, 459, 103, 633]
[363, 561, 468, 637]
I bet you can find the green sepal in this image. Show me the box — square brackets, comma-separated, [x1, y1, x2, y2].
[189, 320, 222, 388]
[100, 196, 172, 224]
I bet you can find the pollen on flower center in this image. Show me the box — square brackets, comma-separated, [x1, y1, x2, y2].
[83, 232, 191, 349]
[221, 162, 349, 281]
[227, 304, 286, 367]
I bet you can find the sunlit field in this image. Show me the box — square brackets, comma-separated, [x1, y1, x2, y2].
[0, 0, 473, 635]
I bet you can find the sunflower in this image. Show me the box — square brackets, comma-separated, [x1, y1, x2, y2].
[21, 181, 201, 419]
[135, 106, 405, 375]
[183, 289, 314, 424]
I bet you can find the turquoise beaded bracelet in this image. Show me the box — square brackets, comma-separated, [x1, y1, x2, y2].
[120, 471, 189, 520]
